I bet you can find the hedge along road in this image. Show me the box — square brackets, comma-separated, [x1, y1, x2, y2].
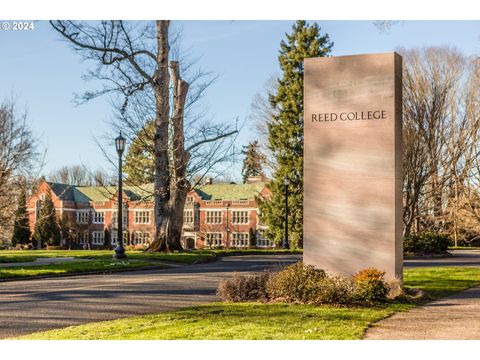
[0, 254, 301, 339]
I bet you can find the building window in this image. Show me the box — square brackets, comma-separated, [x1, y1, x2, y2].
[111, 231, 129, 245]
[112, 211, 128, 226]
[184, 210, 194, 224]
[35, 199, 43, 221]
[91, 231, 104, 245]
[134, 211, 150, 224]
[132, 231, 152, 246]
[92, 211, 104, 224]
[232, 211, 249, 224]
[186, 196, 195, 204]
[78, 232, 88, 245]
[257, 232, 274, 247]
[206, 211, 222, 224]
[76, 211, 89, 224]
[231, 232, 249, 247]
[206, 232, 223, 247]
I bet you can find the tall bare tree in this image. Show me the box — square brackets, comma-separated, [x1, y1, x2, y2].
[0, 99, 39, 244]
[248, 74, 278, 175]
[50, 20, 238, 251]
[48, 164, 115, 186]
[400, 46, 480, 244]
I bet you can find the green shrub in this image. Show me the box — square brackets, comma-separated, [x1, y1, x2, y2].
[353, 268, 388, 304]
[217, 263, 391, 306]
[266, 262, 326, 303]
[404, 232, 451, 255]
[312, 275, 356, 305]
[216, 272, 270, 302]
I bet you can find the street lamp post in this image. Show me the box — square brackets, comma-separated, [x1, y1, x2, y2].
[113, 132, 127, 260]
[225, 203, 230, 247]
[283, 175, 290, 249]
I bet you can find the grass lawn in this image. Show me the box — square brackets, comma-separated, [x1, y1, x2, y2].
[19, 302, 412, 340]
[16, 266, 480, 340]
[0, 259, 168, 280]
[0, 248, 296, 265]
[0, 249, 216, 264]
[403, 267, 480, 298]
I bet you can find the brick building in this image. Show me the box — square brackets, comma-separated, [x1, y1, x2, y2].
[27, 177, 274, 249]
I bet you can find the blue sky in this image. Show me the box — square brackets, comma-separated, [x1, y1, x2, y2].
[1, 20, 479, 181]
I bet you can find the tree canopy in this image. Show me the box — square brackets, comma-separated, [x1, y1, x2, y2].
[259, 20, 333, 248]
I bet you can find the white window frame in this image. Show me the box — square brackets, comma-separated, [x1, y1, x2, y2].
[231, 232, 249, 247]
[232, 211, 249, 224]
[132, 231, 152, 246]
[205, 211, 222, 224]
[111, 231, 129, 245]
[76, 211, 89, 224]
[206, 232, 223, 247]
[184, 209, 194, 224]
[134, 211, 150, 224]
[91, 231, 105, 245]
[92, 211, 105, 224]
[111, 211, 128, 227]
[78, 232, 88, 245]
[257, 232, 274, 247]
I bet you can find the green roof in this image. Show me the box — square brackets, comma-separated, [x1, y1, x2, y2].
[48, 181, 265, 203]
[48, 182, 154, 203]
[194, 183, 266, 201]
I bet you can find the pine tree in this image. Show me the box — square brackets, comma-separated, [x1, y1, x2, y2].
[11, 185, 31, 247]
[259, 21, 333, 248]
[241, 140, 266, 183]
[33, 189, 61, 247]
[123, 120, 155, 184]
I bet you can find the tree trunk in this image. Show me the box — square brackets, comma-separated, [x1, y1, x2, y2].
[149, 29, 190, 252]
[152, 20, 172, 252]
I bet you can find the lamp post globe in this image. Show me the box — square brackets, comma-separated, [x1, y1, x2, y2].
[114, 132, 127, 260]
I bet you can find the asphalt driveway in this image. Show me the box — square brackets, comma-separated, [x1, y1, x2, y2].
[405, 250, 480, 268]
[0, 254, 300, 339]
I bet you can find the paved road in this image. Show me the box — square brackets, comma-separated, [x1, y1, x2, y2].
[405, 250, 480, 268]
[0, 254, 300, 339]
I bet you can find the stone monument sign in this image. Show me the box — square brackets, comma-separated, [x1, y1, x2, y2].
[303, 53, 403, 281]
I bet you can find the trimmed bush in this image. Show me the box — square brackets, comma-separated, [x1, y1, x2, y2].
[266, 262, 326, 303]
[353, 268, 388, 304]
[216, 263, 391, 306]
[217, 272, 270, 302]
[404, 232, 451, 255]
[312, 275, 356, 305]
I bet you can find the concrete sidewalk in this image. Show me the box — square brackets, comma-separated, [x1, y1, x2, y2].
[365, 285, 480, 340]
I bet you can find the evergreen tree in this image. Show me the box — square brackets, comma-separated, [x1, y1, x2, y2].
[259, 21, 333, 248]
[123, 120, 155, 184]
[241, 140, 266, 183]
[11, 185, 31, 247]
[33, 189, 61, 247]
